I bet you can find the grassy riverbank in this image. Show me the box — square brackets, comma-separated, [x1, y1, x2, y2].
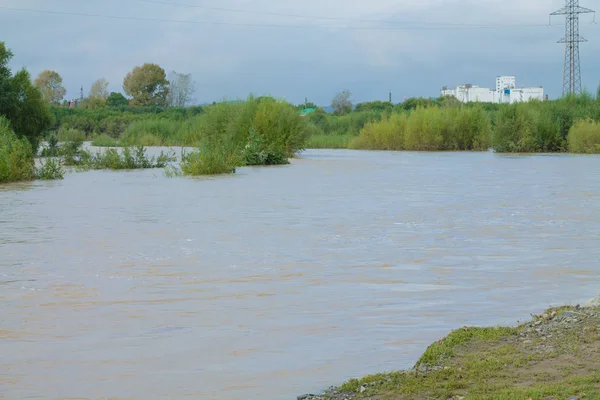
[300, 301, 600, 400]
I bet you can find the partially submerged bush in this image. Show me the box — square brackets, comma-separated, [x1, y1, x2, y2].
[0, 117, 36, 183]
[57, 126, 87, 142]
[36, 157, 64, 180]
[61, 140, 175, 170]
[349, 106, 491, 151]
[179, 146, 239, 175]
[91, 133, 120, 147]
[568, 119, 600, 154]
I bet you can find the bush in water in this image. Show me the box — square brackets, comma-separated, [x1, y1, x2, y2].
[568, 119, 600, 154]
[0, 116, 36, 183]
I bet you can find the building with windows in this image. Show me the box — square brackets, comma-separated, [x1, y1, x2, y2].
[441, 76, 544, 104]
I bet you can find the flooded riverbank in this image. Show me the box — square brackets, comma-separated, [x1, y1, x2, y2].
[2, 149, 600, 399]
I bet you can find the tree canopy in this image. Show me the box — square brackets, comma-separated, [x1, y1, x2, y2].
[89, 78, 109, 100]
[0, 42, 52, 151]
[332, 90, 352, 116]
[34, 70, 67, 104]
[107, 92, 129, 108]
[123, 63, 169, 107]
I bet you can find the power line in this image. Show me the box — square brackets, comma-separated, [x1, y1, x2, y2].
[0, 5, 562, 30]
[138, 0, 550, 28]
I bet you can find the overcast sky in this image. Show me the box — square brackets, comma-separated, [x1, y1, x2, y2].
[1, 0, 599, 105]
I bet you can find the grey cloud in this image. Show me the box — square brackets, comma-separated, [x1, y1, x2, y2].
[2, 0, 599, 105]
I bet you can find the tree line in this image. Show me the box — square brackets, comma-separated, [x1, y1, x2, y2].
[36, 64, 196, 109]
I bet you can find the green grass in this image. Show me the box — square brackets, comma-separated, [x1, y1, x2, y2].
[306, 134, 352, 149]
[334, 306, 600, 400]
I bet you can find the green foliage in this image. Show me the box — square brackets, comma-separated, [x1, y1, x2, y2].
[493, 102, 558, 153]
[36, 157, 64, 180]
[179, 146, 239, 175]
[40, 133, 60, 156]
[61, 141, 175, 170]
[567, 119, 600, 154]
[91, 134, 120, 147]
[597, 83, 600, 101]
[305, 110, 382, 137]
[306, 134, 352, 149]
[123, 63, 170, 107]
[57, 126, 86, 142]
[349, 113, 408, 150]
[0, 43, 53, 153]
[398, 97, 438, 111]
[350, 106, 491, 151]
[0, 116, 36, 183]
[34, 70, 66, 104]
[107, 92, 129, 108]
[354, 101, 393, 113]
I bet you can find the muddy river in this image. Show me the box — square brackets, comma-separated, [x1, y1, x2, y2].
[2, 149, 600, 399]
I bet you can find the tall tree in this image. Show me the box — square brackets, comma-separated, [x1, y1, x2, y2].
[167, 71, 195, 107]
[8, 69, 53, 150]
[123, 63, 169, 107]
[597, 83, 600, 101]
[34, 70, 66, 104]
[332, 89, 352, 116]
[0, 42, 52, 152]
[107, 92, 129, 108]
[0, 42, 15, 114]
[89, 78, 109, 100]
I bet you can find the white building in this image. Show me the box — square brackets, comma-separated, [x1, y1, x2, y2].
[441, 76, 544, 104]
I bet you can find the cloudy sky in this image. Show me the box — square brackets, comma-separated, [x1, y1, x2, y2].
[1, 0, 598, 105]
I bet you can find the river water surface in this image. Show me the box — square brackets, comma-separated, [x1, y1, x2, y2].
[2, 149, 600, 399]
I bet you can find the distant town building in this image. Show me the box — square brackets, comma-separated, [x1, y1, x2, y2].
[441, 76, 544, 104]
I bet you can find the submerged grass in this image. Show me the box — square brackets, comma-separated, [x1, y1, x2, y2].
[330, 305, 600, 400]
[61, 141, 175, 171]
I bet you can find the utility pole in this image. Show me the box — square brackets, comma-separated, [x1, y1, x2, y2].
[550, 0, 595, 96]
[389, 90, 392, 103]
[80, 85, 84, 101]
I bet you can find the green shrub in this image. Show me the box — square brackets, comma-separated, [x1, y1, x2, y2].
[0, 116, 36, 183]
[349, 106, 491, 151]
[350, 113, 407, 150]
[64, 145, 175, 170]
[120, 119, 182, 146]
[91, 134, 120, 147]
[36, 157, 64, 180]
[40, 133, 60, 156]
[306, 134, 351, 149]
[179, 146, 240, 175]
[57, 126, 87, 142]
[568, 119, 600, 154]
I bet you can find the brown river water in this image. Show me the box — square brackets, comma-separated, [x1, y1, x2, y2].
[2, 149, 600, 399]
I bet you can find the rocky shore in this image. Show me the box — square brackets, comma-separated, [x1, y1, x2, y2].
[298, 295, 600, 400]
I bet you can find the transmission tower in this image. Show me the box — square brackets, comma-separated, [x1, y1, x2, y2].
[550, 0, 595, 96]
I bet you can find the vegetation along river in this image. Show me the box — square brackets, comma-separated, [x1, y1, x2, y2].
[2, 149, 600, 399]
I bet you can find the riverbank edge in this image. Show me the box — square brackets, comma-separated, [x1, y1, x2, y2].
[297, 295, 600, 400]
